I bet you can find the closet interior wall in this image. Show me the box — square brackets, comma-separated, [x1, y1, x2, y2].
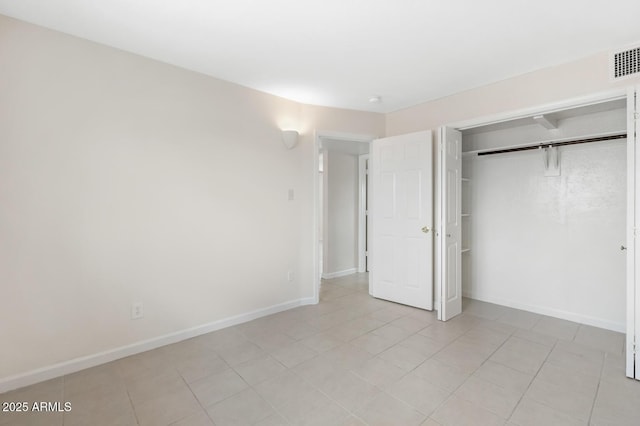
[461, 102, 627, 331]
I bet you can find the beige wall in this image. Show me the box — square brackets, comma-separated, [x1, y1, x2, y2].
[0, 15, 384, 383]
[386, 53, 640, 135]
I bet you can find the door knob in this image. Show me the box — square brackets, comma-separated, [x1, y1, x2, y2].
[421, 226, 430, 233]
[621, 245, 627, 251]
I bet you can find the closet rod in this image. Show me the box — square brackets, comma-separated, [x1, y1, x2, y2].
[476, 133, 627, 156]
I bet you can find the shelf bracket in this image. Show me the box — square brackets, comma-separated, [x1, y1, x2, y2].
[533, 114, 558, 130]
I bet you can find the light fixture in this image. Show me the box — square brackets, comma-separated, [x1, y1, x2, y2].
[282, 130, 299, 149]
[369, 95, 382, 104]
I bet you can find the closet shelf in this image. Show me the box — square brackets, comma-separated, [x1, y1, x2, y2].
[461, 248, 471, 253]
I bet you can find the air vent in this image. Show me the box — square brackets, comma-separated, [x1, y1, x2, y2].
[612, 45, 640, 80]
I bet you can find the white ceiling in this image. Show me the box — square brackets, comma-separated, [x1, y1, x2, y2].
[1, 0, 640, 113]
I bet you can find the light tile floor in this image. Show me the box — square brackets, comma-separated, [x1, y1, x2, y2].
[2, 273, 639, 425]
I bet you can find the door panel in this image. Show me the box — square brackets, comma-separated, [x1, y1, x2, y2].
[370, 131, 433, 310]
[447, 169, 458, 224]
[439, 127, 462, 320]
[379, 237, 394, 282]
[446, 243, 458, 299]
[407, 171, 421, 219]
[406, 237, 423, 288]
[381, 173, 395, 218]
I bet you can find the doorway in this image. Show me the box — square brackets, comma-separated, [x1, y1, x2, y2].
[314, 132, 373, 299]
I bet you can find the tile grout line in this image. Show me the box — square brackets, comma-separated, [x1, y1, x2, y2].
[288, 354, 369, 423]
[426, 321, 520, 423]
[430, 308, 593, 424]
[500, 322, 562, 423]
[124, 388, 141, 425]
[505, 336, 605, 424]
[248, 280, 384, 424]
[587, 351, 607, 425]
[298, 280, 419, 424]
[363, 312, 513, 422]
[177, 372, 215, 426]
[507, 334, 559, 424]
[172, 343, 251, 426]
[61, 375, 66, 426]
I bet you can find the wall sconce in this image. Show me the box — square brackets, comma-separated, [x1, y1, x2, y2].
[282, 130, 299, 149]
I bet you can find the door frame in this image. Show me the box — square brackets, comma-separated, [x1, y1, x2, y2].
[358, 154, 369, 273]
[627, 85, 638, 378]
[312, 131, 376, 303]
[438, 86, 636, 377]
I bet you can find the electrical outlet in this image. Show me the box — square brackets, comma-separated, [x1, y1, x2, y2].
[131, 302, 144, 320]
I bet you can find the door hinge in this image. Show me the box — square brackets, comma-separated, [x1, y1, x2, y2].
[365, 251, 369, 256]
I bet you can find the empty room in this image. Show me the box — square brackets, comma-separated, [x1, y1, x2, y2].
[2, 1, 640, 425]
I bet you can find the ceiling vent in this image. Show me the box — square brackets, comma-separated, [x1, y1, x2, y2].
[611, 44, 640, 80]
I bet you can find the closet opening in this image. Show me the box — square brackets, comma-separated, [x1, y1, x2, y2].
[457, 97, 628, 333]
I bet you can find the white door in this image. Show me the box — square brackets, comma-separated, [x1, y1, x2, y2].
[628, 87, 639, 379]
[369, 131, 433, 309]
[438, 127, 462, 321]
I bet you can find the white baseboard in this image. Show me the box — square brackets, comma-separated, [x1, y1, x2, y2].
[462, 290, 625, 333]
[0, 297, 317, 394]
[298, 296, 317, 306]
[322, 268, 357, 280]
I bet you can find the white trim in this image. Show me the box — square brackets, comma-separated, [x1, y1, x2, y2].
[451, 89, 628, 131]
[313, 130, 376, 304]
[312, 131, 322, 305]
[321, 150, 328, 285]
[322, 268, 358, 280]
[358, 154, 369, 273]
[0, 297, 315, 394]
[462, 292, 625, 333]
[317, 132, 374, 143]
[434, 129, 443, 320]
[627, 86, 638, 378]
